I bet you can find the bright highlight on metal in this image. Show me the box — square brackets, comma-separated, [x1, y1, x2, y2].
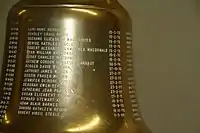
[4, 114, 10, 124]
[70, 8, 98, 16]
[18, 10, 26, 15]
[66, 115, 101, 132]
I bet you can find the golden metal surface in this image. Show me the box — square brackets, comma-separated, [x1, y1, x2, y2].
[0, 0, 152, 133]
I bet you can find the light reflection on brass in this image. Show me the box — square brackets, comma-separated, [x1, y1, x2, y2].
[18, 10, 26, 15]
[4, 114, 10, 124]
[66, 115, 101, 132]
[70, 8, 98, 16]
[58, 18, 76, 106]
[64, 18, 75, 39]
[63, 18, 75, 84]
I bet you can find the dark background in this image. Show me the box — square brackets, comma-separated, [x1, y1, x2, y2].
[0, 0, 200, 133]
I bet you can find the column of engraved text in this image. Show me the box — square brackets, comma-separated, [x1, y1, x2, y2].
[126, 32, 141, 121]
[109, 30, 125, 118]
[0, 28, 19, 123]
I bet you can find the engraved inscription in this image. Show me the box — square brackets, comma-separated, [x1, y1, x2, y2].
[18, 27, 103, 117]
[18, 28, 62, 117]
[109, 30, 125, 118]
[0, 27, 19, 123]
[1, 25, 134, 122]
[126, 32, 141, 121]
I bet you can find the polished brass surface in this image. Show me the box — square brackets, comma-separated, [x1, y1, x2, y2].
[0, 0, 152, 133]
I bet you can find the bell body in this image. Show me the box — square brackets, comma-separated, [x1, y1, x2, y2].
[0, 0, 151, 133]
